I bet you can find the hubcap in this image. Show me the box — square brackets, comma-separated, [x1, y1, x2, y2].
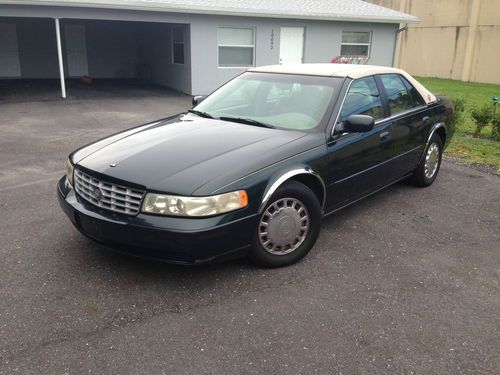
[424, 142, 440, 179]
[258, 198, 310, 255]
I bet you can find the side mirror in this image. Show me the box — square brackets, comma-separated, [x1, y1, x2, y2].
[192, 95, 206, 107]
[344, 115, 374, 133]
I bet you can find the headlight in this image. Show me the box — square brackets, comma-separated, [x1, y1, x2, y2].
[142, 190, 248, 217]
[65, 158, 74, 186]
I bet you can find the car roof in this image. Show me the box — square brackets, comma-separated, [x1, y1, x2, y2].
[249, 64, 437, 104]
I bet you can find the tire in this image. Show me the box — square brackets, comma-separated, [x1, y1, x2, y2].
[409, 133, 443, 187]
[249, 180, 322, 268]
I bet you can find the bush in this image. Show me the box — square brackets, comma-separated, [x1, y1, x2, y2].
[492, 116, 500, 141]
[452, 96, 466, 114]
[449, 96, 466, 129]
[470, 105, 492, 137]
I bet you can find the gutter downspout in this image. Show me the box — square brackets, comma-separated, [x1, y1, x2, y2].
[392, 0, 411, 68]
[54, 18, 66, 99]
[393, 24, 408, 67]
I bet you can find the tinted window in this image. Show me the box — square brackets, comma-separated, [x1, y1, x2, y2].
[340, 76, 383, 122]
[379, 74, 415, 115]
[400, 76, 425, 106]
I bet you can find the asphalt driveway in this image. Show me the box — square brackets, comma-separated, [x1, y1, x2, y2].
[0, 93, 499, 374]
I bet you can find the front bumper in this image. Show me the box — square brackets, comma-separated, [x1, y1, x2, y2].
[57, 177, 257, 265]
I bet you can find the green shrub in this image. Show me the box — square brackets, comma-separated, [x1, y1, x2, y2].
[452, 96, 466, 114]
[491, 116, 500, 141]
[470, 105, 492, 137]
[449, 96, 466, 129]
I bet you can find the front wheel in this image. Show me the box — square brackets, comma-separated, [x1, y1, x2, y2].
[409, 133, 443, 187]
[249, 181, 322, 268]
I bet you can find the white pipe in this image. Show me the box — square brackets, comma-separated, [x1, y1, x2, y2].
[54, 18, 66, 99]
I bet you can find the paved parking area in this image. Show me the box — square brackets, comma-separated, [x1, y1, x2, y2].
[0, 94, 499, 374]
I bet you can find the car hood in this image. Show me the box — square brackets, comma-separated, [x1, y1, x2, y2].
[74, 114, 324, 195]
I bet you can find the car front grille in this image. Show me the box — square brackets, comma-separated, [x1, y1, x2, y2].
[74, 169, 145, 216]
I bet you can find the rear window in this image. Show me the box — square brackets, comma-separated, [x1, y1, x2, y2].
[401, 76, 425, 106]
[379, 74, 424, 115]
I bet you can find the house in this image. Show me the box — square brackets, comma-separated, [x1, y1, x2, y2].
[366, 0, 500, 84]
[0, 0, 417, 98]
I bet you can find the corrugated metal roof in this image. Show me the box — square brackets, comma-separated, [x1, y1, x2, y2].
[0, 0, 419, 24]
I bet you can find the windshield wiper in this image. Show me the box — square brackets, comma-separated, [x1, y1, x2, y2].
[187, 109, 214, 119]
[219, 116, 275, 129]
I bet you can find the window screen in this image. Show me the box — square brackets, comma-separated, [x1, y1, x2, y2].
[340, 31, 371, 57]
[218, 27, 255, 67]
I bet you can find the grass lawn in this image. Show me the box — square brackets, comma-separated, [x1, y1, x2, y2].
[415, 77, 500, 171]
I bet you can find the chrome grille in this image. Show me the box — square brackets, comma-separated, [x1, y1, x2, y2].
[74, 169, 145, 216]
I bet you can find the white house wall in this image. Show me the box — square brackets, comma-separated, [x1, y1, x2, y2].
[0, 4, 398, 95]
[190, 14, 399, 95]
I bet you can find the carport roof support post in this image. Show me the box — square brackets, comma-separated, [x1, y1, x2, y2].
[54, 18, 66, 99]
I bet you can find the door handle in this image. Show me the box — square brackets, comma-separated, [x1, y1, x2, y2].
[422, 116, 431, 125]
[379, 131, 391, 141]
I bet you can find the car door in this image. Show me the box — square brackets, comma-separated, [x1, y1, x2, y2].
[376, 74, 431, 181]
[325, 76, 393, 212]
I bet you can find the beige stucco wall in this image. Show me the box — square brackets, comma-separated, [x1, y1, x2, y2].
[367, 0, 500, 84]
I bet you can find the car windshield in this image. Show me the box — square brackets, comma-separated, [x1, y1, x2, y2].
[194, 72, 341, 132]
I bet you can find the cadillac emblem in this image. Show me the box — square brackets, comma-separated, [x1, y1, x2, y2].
[93, 187, 103, 201]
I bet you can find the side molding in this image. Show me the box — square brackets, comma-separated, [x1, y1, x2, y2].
[259, 168, 326, 213]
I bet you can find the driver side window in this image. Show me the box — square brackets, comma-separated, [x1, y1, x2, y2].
[340, 76, 383, 123]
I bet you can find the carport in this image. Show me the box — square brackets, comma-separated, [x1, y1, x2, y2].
[0, 16, 191, 98]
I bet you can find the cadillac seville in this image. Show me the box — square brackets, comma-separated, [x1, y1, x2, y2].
[58, 64, 454, 267]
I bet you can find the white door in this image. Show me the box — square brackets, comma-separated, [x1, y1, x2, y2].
[0, 23, 21, 77]
[65, 24, 88, 77]
[279, 27, 304, 65]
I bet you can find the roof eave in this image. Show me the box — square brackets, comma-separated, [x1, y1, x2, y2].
[0, 0, 420, 24]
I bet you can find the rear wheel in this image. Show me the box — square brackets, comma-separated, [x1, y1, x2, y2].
[409, 133, 443, 187]
[249, 181, 321, 268]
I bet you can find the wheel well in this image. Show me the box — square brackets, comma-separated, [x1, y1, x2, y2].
[289, 174, 325, 207]
[435, 126, 447, 146]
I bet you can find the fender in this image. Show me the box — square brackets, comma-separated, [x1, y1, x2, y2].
[259, 166, 326, 213]
[420, 122, 446, 163]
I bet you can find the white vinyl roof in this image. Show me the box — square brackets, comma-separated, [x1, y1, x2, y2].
[251, 63, 409, 78]
[0, 0, 419, 24]
[251, 64, 437, 104]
